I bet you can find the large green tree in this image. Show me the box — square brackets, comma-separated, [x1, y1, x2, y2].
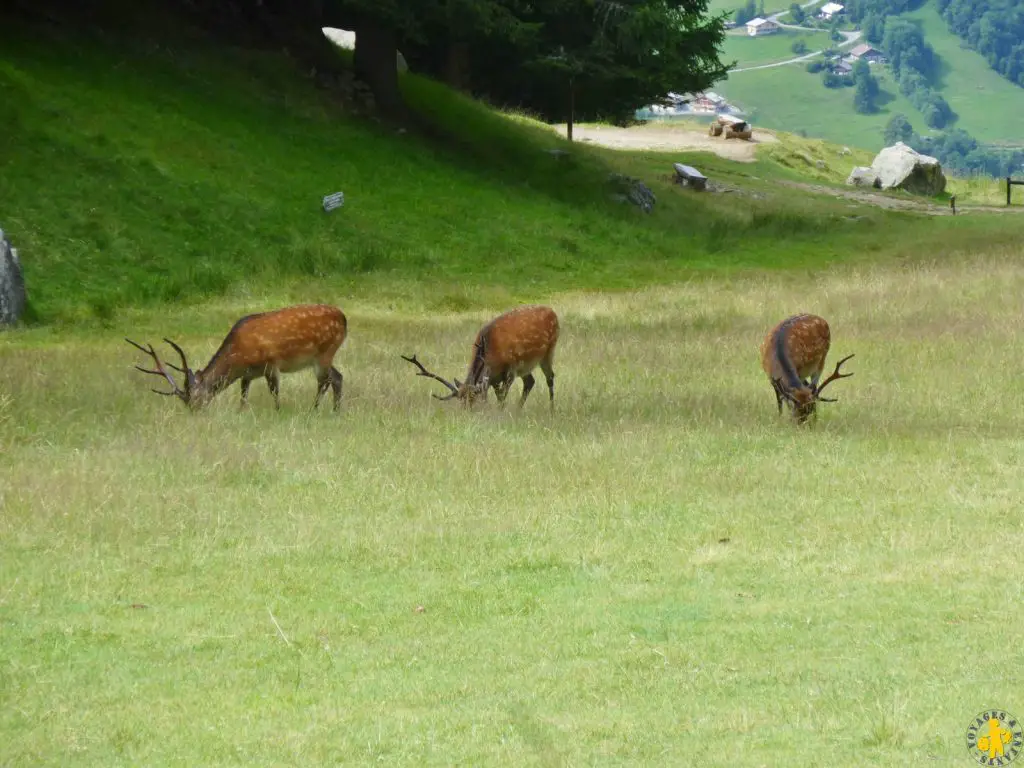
[101, 0, 728, 126]
[883, 113, 914, 144]
[852, 58, 879, 113]
[409, 0, 729, 137]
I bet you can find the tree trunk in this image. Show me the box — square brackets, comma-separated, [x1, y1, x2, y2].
[352, 18, 406, 118]
[444, 41, 472, 92]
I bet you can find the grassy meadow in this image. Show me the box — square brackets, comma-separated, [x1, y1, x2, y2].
[719, 63, 928, 150]
[721, 28, 831, 68]
[5, 258, 1024, 766]
[4, 4, 1024, 765]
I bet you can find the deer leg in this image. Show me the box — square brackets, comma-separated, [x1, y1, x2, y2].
[313, 367, 343, 411]
[240, 377, 253, 408]
[313, 372, 330, 410]
[264, 369, 281, 410]
[493, 373, 513, 407]
[540, 359, 555, 410]
[519, 373, 536, 408]
[329, 366, 343, 411]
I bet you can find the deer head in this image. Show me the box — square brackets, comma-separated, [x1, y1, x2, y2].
[774, 353, 855, 424]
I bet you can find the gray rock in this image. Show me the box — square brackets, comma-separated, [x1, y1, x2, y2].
[608, 173, 655, 213]
[0, 229, 26, 326]
[869, 142, 946, 195]
[847, 166, 881, 188]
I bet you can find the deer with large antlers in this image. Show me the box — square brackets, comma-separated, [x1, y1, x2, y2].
[761, 313, 854, 424]
[126, 304, 347, 411]
[403, 305, 559, 410]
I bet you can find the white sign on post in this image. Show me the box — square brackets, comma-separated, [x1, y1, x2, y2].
[322, 191, 345, 212]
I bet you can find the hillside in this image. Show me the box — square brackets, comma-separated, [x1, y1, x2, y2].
[1, 6, 1023, 327]
[714, 0, 1024, 151]
[903, 1, 1024, 143]
[716, 61, 923, 149]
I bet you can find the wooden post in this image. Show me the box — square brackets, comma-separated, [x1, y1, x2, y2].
[567, 76, 575, 143]
[1009, 177, 1012, 206]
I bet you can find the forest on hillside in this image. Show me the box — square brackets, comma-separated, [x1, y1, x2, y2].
[937, 0, 1024, 87]
[847, 0, 1024, 88]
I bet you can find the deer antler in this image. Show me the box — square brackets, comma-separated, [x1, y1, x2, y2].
[125, 338, 189, 401]
[814, 354, 855, 402]
[401, 354, 460, 400]
[162, 337, 197, 392]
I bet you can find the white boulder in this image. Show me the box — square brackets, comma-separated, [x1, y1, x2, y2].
[846, 166, 880, 188]
[0, 229, 26, 326]
[869, 142, 946, 195]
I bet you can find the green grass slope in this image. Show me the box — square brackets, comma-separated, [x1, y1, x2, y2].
[5, 10, 1024, 325]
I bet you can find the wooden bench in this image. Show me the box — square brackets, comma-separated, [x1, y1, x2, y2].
[674, 163, 708, 191]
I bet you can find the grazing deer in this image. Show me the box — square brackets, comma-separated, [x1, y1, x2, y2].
[760, 313, 854, 423]
[126, 304, 347, 411]
[402, 305, 559, 409]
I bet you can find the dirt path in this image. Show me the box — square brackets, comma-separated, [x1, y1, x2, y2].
[554, 124, 1023, 215]
[780, 180, 1024, 215]
[555, 123, 777, 163]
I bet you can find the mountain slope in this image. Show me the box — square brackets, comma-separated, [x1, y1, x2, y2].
[715, 0, 1024, 150]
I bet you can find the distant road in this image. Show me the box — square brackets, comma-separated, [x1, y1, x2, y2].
[764, 0, 820, 22]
